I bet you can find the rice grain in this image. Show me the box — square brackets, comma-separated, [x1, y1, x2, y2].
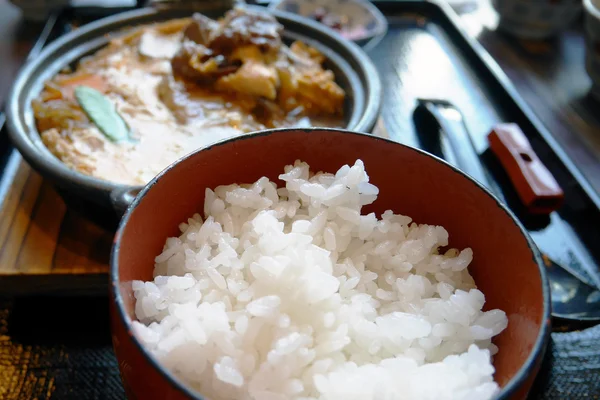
[132, 160, 508, 400]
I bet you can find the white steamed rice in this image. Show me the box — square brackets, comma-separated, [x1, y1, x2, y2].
[131, 159, 508, 400]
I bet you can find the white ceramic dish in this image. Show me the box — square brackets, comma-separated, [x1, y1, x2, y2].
[492, 0, 582, 39]
[269, 0, 388, 47]
[584, 0, 600, 98]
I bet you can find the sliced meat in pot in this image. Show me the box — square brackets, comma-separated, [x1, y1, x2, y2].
[208, 8, 284, 55]
[183, 13, 219, 46]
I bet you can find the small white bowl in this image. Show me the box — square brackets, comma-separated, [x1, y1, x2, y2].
[269, 0, 388, 47]
[492, 0, 582, 39]
[584, 0, 600, 98]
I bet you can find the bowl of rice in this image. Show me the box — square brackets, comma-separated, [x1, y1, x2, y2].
[110, 128, 550, 400]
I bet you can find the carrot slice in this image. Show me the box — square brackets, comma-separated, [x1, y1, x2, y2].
[57, 74, 108, 100]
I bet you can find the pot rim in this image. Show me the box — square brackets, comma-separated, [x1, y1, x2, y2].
[584, 0, 600, 20]
[6, 6, 381, 205]
[110, 127, 551, 400]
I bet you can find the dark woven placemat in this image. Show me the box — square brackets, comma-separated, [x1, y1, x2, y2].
[1, 296, 599, 399]
[0, 297, 124, 400]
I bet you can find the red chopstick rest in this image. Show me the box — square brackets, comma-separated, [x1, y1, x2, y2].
[488, 123, 564, 214]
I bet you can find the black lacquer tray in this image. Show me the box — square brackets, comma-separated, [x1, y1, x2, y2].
[1, 1, 599, 398]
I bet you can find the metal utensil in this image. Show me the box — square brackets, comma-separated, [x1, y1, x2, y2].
[413, 98, 600, 321]
[543, 254, 600, 321]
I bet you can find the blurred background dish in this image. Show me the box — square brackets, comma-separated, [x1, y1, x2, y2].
[269, 0, 388, 47]
[584, 0, 600, 99]
[492, 0, 582, 39]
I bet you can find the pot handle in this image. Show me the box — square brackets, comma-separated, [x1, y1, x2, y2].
[110, 186, 143, 216]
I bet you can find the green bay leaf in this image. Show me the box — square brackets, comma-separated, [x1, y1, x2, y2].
[74, 86, 133, 143]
